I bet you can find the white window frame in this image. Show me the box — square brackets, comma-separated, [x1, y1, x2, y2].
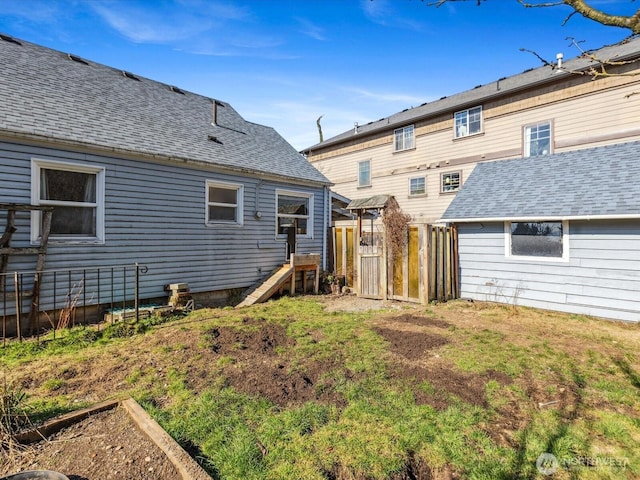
[276, 189, 313, 239]
[441, 171, 461, 193]
[523, 121, 552, 157]
[505, 220, 569, 262]
[454, 106, 482, 138]
[394, 125, 415, 152]
[31, 158, 105, 244]
[358, 160, 371, 188]
[205, 180, 244, 226]
[409, 176, 426, 196]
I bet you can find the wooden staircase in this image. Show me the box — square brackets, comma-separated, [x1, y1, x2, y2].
[236, 253, 321, 308]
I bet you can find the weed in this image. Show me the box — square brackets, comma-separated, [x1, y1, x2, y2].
[0, 377, 29, 457]
[42, 378, 65, 392]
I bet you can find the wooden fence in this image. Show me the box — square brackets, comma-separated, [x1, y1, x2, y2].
[331, 224, 458, 303]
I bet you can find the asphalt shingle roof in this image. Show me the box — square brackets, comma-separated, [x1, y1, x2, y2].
[440, 141, 640, 221]
[0, 35, 330, 186]
[304, 36, 640, 152]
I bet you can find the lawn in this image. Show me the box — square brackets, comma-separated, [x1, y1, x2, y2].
[1, 296, 639, 479]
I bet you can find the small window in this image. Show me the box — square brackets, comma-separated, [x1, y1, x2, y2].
[441, 171, 461, 193]
[524, 122, 552, 157]
[409, 177, 426, 196]
[276, 190, 313, 238]
[454, 106, 482, 138]
[509, 221, 566, 258]
[394, 125, 415, 151]
[206, 180, 243, 225]
[31, 159, 105, 243]
[358, 160, 371, 187]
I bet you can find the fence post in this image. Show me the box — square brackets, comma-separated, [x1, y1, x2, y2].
[135, 263, 140, 323]
[14, 272, 21, 342]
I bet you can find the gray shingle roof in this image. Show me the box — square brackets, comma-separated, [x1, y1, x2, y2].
[441, 141, 640, 221]
[304, 36, 640, 152]
[0, 35, 330, 186]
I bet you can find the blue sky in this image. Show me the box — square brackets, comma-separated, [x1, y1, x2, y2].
[0, 1, 635, 150]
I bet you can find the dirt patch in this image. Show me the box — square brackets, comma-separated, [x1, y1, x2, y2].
[394, 364, 512, 410]
[375, 326, 449, 361]
[206, 318, 348, 407]
[391, 313, 451, 329]
[1, 407, 180, 480]
[376, 314, 510, 411]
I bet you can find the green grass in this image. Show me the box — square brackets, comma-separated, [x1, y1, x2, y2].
[4, 297, 640, 479]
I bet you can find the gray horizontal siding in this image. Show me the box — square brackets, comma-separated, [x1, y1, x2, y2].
[0, 140, 327, 312]
[456, 220, 640, 322]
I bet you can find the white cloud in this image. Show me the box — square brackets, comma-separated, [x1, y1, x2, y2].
[360, 0, 426, 31]
[91, 2, 216, 43]
[295, 17, 326, 41]
[345, 87, 427, 106]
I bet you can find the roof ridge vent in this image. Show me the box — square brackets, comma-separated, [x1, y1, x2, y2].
[68, 53, 89, 65]
[0, 34, 22, 45]
[122, 71, 140, 81]
[170, 85, 185, 94]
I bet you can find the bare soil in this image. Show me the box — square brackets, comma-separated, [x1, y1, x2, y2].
[1, 406, 179, 480]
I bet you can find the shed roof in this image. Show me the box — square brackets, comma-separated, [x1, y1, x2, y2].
[0, 34, 330, 186]
[347, 195, 394, 210]
[303, 36, 640, 153]
[440, 141, 640, 222]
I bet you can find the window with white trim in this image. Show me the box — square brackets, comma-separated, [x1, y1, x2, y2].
[358, 160, 371, 187]
[206, 180, 244, 225]
[409, 176, 426, 196]
[524, 122, 552, 157]
[276, 190, 313, 238]
[508, 221, 567, 259]
[31, 159, 105, 243]
[441, 171, 461, 193]
[394, 125, 415, 151]
[454, 106, 482, 138]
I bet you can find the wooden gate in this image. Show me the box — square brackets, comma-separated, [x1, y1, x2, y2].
[332, 224, 458, 303]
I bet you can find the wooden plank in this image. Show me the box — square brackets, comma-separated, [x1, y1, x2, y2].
[236, 265, 294, 308]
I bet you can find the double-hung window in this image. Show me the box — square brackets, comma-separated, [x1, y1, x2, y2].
[206, 180, 244, 225]
[454, 106, 482, 138]
[276, 190, 313, 238]
[409, 177, 426, 196]
[394, 125, 415, 151]
[358, 160, 371, 188]
[508, 221, 567, 259]
[524, 122, 552, 157]
[31, 159, 105, 243]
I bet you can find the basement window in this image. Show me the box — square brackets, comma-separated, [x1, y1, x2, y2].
[206, 180, 244, 226]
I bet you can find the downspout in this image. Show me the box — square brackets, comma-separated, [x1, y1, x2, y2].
[322, 186, 329, 271]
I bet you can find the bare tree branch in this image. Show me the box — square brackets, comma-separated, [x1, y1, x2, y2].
[423, 0, 640, 34]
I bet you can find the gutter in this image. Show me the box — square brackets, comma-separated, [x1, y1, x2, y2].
[439, 214, 640, 223]
[0, 130, 332, 188]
